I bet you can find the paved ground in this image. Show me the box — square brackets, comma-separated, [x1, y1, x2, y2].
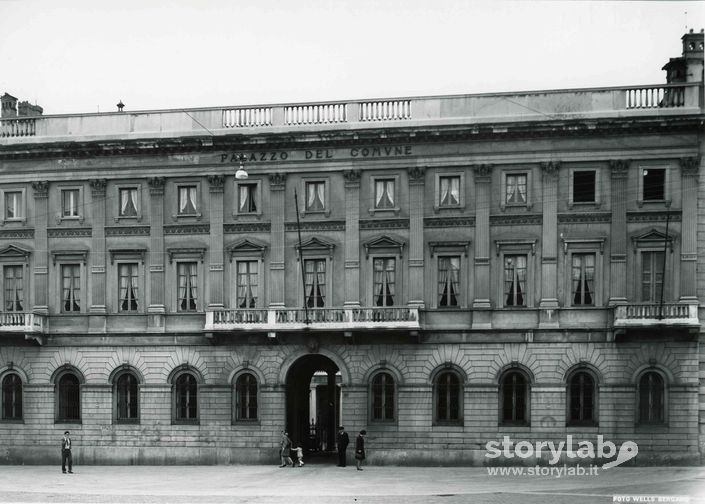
[0, 464, 703, 504]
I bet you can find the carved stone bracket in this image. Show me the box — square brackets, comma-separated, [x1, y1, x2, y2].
[148, 177, 165, 196]
[540, 161, 560, 180]
[31, 181, 49, 199]
[679, 156, 700, 177]
[407, 166, 426, 185]
[343, 169, 361, 187]
[609, 159, 630, 179]
[269, 172, 287, 190]
[90, 179, 107, 198]
[207, 175, 225, 193]
[472, 163, 492, 181]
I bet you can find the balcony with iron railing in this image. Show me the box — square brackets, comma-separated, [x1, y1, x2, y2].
[1, 83, 701, 142]
[205, 306, 420, 332]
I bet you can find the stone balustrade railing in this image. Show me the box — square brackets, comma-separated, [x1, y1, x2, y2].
[1, 83, 700, 141]
[614, 303, 699, 327]
[205, 307, 420, 331]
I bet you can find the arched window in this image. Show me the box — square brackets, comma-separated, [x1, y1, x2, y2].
[173, 372, 198, 423]
[57, 372, 81, 421]
[567, 371, 597, 426]
[371, 372, 395, 421]
[434, 371, 462, 424]
[500, 370, 529, 425]
[235, 373, 258, 421]
[638, 371, 665, 424]
[115, 372, 139, 423]
[1, 372, 22, 420]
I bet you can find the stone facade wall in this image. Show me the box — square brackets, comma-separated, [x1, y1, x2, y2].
[0, 339, 698, 466]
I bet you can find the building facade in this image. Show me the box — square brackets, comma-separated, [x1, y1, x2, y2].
[0, 31, 703, 466]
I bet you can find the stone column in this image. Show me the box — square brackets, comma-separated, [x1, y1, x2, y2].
[407, 166, 425, 308]
[207, 175, 225, 309]
[88, 179, 107, 314]
[343, 170, 361, 307]
[608, 160, 629, 305]
[539, 162, 559, 328]
[472, 165, 492, 328]
[148, 177, 165, 315]
[269, 173, 287, 307]
[31, 181, 49, 314]
[679, 156, 700, 302]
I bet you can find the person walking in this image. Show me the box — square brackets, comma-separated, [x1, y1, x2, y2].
[355, 429, 366, 471]
[292, 443, 304, 467]
[336, 426, 350, 467]
[279, 431, 294, 467]
[61, 431, 73, 474]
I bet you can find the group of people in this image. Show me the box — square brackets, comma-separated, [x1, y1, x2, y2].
[280, 427, 367, 471]
[61, 428, 368, 473]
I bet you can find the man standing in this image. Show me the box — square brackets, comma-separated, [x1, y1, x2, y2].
[61, 431, 73, 474]
[279, 431, 294, 467]
[336, 426, 349, 467]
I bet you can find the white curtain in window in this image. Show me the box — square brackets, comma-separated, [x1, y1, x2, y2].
[517, 176, 527, 202]
[188, 263, 197, 305]
[239, 185, 249, 212]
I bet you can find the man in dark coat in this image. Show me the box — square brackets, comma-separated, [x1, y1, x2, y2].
[336, 426, 350, 467]
[61, 431, 73, 474]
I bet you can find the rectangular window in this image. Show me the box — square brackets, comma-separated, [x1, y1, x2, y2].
[61, 264, 81, 312]
[571, 254, 595, 306]
[238, 183, 258, 214]
[374, 179, 395, 209]
[503, 255, 527, 307]
[178, 185, 198, 215]
[438, 256, 460, 307]
[573, 171, 596, 203]
[118, 263, 139, 312]
[177, 262, 198, 312]
[304, 259, 326, 308]
[4, 265, 23, 312]
[373, 258, 395, 307]
[505, 174, 527, 205]
[305, 181, 325, 212]
[641, 251, 664, 302]
[438, 176, 460, 207]
[62, 189, 80, 217]
[5, 191, 22, 220]
[118, 188, 138, 217]
[236, 261, 258, 309]
[642, 169, 665, 201]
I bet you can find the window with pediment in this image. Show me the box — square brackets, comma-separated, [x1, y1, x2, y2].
[364, 236, 404, 308]
[631, 230, 674, 303]
[1, 188, 25, 223]
[0, 245, 30, 313]
[296, 237, 335, 309]
[228, 239, 267, 310]
[1, 371, 23, 421]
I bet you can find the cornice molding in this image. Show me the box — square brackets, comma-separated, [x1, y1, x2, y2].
[163, 224, 210, 235]
[224, 222, 271, 234]
[424, 216, 475, 228]
[359, 218, 409, 230]
[105, 225, 151, 237]
[47, 227, 92, 238]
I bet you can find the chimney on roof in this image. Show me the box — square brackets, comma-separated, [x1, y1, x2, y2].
[663, 29, 704, 83]
[1, 93, 18, 118]
[17, 101, 43, 117]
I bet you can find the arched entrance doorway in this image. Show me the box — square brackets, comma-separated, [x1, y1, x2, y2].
[285, 354, 340, 463]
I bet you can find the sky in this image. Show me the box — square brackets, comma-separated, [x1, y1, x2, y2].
[0, 0, 703, 115]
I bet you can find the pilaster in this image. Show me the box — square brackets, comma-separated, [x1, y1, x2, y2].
[207, 175, 225, 309]
[472, 164, 492, 310]
[343, 170, 361, 307]
[269, 173, 287, 307]
[31, 181, 49, 314]
[407, 166, 425, 308]
[608, 160, 629, 305]
[539, 162, 559, 328]
[148, 177, 165, 315]
[88, 179, 107, 314]
[679, 156, 700, 302]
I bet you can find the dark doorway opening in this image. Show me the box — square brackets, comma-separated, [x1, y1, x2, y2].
[285, 354, 341, 464]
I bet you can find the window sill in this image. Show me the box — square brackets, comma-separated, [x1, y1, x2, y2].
[232, 419, 261, 426]
[432, 421, 464, 428]
[368, 207, 400, 217]
[433, 204, 465, 213]
[0, 419, 24, 424]
[172, 420, 200, 426]
[114, 215, 142, 223]
[174, 213, 202, 221]
[115, 420, 140, 425]
[55, 419, 82, 424]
